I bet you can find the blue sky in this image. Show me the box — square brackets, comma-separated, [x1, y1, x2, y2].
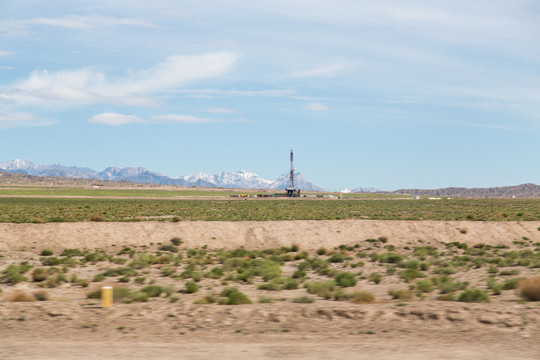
[1, 1, 540, 191]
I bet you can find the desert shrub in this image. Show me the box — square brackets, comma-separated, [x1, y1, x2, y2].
[170, 237, 182, 246]
[518, 277, 540, 301]
[328, 252, 348, 263]
[34, 290, 49, 301]
[457, 288, 490, 303]
[404, 259, 420, 270]
[194, 294, 218, 304]
[61, 248, 84, 257]
[129, 253, 157, 269]
[77, 279, 89, 287]
[40, 249, 53, 256]
[350, 291, 375, 304]
[103, 267, 137, 278]
[293, 295, 315, 303]
[135, 277, 146, 284]
[368, 273, 383, 284]
[141, 285, 164, 297]
[185, 281, 199, 294]
[113, 287, 132, 301]
[131, 291, 149, 302]
[499, 269, 520, 276]
[486, 277, 502, 295]
[205, 266, 224, 279]
[399, 269, 426, 282]
[437, 276, 468, 294]
[379, 252, 403, 264]
[434, 266, 456, 275]
[86, 289, 101, 299]
[413, 246, 438, 258]
[1, 264, 30, 284]
[305, 280, 337, 299]
[335, 272, 357, 287]
[9, 290, 35, 302]
[388, 289, 413, 301]
[160, 267, 175, 277]
[159, 244, 179, 253]
[487, 265, 499, 274]
[416, 279, 434, 293]
[258, 282, 282, 291]
[92, 273, 106, 282]
[282, 277, 299, 290]
[219, 287, 252, 305]
[502, 277, 522, 290]
[258, 261, 282, 281]
[32, 268, 49, 282]
[258, 296, 274, 303]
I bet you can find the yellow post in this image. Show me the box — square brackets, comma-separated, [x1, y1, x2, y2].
[101, 286, 113, 308]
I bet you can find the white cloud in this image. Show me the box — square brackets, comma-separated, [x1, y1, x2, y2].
[0, 51, 15, 57]
[88, 113, 146, 126]
[307, 102, 329, 111]
[22, 15, 157, 29]
[0, 112, 53, 129]
[88, 113, 218, 125]
[152, 114, 216, 123]
[207, 107, 236, 114]
[8, 52, 238, 107]
[287, 62, 351, 78]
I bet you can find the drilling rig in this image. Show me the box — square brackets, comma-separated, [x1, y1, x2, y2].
[286, 149, 301, 197]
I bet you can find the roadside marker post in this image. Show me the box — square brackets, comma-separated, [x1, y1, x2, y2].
[101, 286, 113, 308]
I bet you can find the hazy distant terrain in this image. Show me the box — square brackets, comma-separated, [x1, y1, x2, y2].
[392, 183, 540, 198]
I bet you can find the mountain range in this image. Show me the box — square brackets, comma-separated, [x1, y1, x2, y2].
[0, 159, 324, 191]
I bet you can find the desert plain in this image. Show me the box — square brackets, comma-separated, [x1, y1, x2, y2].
[1, 194, 540, 359]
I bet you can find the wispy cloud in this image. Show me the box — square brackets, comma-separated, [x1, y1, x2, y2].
[88, 113, 146, 126]
[206, 107, 236, 114]
[286, 62, 352, 78]
[306, 102, 330, 111]
[88, 113, 217, 126]
[6, 52, 238, 107]
[152, 114, 216, 123]
[22, 15, 157, 29]
[0, 112, 53, 129]
[0, 51, 15, 57]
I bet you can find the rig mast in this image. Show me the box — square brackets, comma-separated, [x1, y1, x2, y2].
[286, 149, 300, 197]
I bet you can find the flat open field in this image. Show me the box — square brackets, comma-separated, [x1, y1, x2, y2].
[1, 192, 540, 359]
[1, 197, 540, 223]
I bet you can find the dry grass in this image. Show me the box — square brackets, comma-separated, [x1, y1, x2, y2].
[518, 276, 540, 301]
[9, 290, 36, 302]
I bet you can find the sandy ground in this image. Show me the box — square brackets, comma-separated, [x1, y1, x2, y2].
[1, 220, 540, 359]
[2, 219, 540, 252]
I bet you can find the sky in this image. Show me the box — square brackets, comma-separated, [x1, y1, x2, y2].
[1, 0, 540, 191]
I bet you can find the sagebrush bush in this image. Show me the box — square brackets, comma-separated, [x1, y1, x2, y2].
[33, 290, 49, 301]
[141, 285, 164, 297]
[350, 291, 375, 304]
[219, 287, 251, 305]
[518, 277, 540, 301]
[457, 288, 490, 303]
[293, 295, 315, 303]
[185, 281, 198, 293]
[388, 289, 413, 301]
[32, 268, 49, 282]
[335, 272, 357, 287]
